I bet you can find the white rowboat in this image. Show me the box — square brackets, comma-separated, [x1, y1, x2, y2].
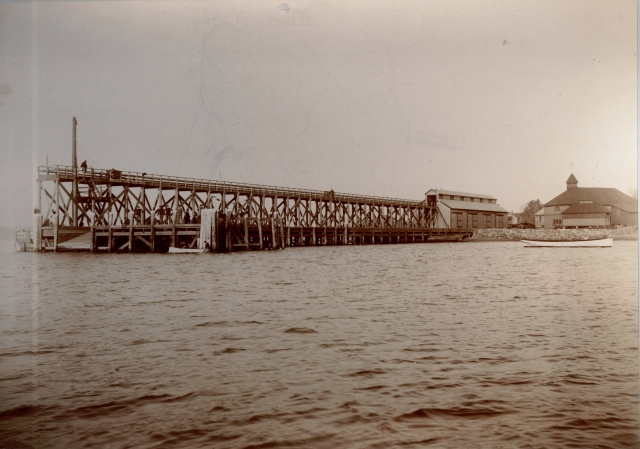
[522, 238, 612, 247]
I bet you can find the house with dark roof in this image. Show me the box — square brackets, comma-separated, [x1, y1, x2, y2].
[425, 189, 509, 229]
[542, 174, 638, 229]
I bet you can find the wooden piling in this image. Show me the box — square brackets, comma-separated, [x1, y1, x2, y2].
[34, 214, 42, 252]
[53, 216, 59, 252]
[140, 187, 146, 224]
[244, 216, 249, 250]
[90, 212, 95, 252]
[171, 210, 177, 248]
[128, 211, 134, 252]
[258, 216, 263, 249]
[107, 213, 113, 252]
[150, 213, 156, 253]
[226, 214, 231, 252]
[312, 226, 316, 245]
[279, 216, 285, 249]
[271, 215, 276, 249]
[286, 226, 290, 248]
[212, 211, 217, 252]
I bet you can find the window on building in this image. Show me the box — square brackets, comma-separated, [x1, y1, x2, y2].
[457, 214, 463, 228]
[553, 219, 562, 228]
[554, 206, 560, 211]
[472, 214, 478, 227]
[498, 215, 504, 227]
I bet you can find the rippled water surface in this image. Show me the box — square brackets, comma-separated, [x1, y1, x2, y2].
[1, 240, 638, 448]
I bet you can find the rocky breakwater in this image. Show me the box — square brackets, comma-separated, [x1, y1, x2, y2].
[472, 226, 637, 241]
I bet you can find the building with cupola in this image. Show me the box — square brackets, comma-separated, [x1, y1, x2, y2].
[540, 174, 637, 229]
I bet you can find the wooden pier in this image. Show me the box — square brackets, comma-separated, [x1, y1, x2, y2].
[34, 165, 472, 252]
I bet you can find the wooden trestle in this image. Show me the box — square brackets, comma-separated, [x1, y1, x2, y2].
[34, 165, 472, 252]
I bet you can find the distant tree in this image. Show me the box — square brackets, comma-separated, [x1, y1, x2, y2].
[520, 199, 544, 224]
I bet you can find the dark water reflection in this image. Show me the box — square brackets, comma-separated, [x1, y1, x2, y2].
[1, 241, 638, 448]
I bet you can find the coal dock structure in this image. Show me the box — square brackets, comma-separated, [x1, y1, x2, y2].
[31, 163, 473, 253]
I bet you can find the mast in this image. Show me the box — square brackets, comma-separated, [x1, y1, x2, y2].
[72, 117, 78, 226]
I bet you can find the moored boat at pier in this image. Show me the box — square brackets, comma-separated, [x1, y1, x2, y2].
[168, 247, 206, 254]
[15, 230, 34, 252]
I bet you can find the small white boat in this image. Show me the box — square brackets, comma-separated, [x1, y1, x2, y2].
[168, 247, 206, 254]
[15, 230, 34, 252]
[522, 238, 612, 247]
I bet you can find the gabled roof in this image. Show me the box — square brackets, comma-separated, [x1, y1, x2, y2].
[439, 199, 508, 213]
[534, 209, 545, 216]
[566, 173, 578, 184]
[562, 202, 608, 215]
[425, 189, 496, 200]
[544, 187, 638, 213]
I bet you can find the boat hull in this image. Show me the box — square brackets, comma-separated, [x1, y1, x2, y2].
[168, 247, 206, 254]
[522, 238, 612, 247]
[15, 231, 34, 252]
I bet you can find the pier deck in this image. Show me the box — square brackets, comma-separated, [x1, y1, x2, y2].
[34, 165, 472, 252]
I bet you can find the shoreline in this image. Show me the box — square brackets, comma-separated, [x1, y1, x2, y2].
[469, 227, 638, 242]
[468, 236, 637, 242]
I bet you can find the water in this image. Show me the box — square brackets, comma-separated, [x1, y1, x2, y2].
[1, 240, 638, 448]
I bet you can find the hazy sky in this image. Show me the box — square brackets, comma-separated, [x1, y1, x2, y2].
[0, 0, 636, 227]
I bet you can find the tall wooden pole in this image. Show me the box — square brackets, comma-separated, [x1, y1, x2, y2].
[72, 117, 78, 227]
[72, 117, 77, 170]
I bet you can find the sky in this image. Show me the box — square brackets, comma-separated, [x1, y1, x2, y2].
[0, 0, 637, 227]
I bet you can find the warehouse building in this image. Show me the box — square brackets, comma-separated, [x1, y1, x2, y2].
[425, 189, 509, 229]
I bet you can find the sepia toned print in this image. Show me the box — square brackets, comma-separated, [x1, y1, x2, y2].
[0, 1, 637, 448]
